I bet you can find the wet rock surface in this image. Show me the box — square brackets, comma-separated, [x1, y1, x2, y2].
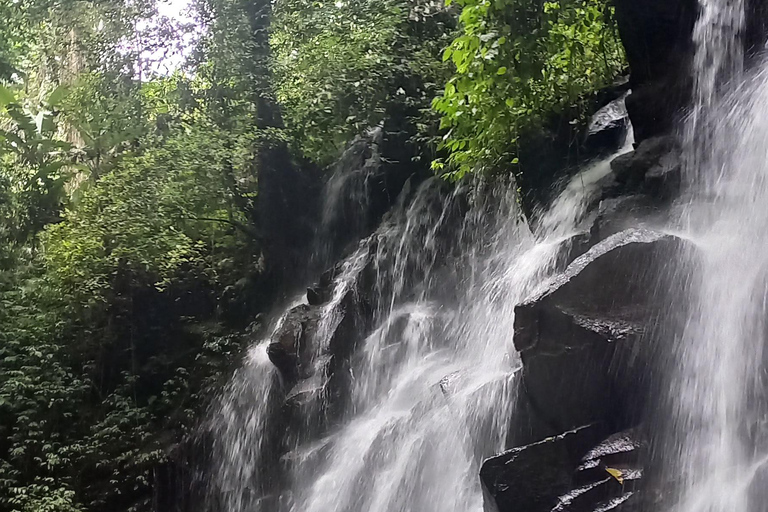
[612, 0, 697, 141]
[481, 425, 604, 512]
[264, 105, 689, 512]
[482, 428, 647, 512]
[605, 136, 681, 201]
[588, 195, 662, 244]
[584, 94, 631, 156]
[516, 86, 631, 218]
[267, 304, 319, 382]
[514, 228, 684, 432]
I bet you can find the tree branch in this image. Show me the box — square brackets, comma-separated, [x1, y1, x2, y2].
[181, 216, 264, 243]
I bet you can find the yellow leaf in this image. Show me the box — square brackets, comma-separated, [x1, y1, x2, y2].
[605, 467, 624, 484]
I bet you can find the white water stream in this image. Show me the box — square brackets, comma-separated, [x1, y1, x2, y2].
[665, 0, 768, 510]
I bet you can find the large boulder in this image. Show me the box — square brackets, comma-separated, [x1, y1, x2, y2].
[514, 228, 688, 432]
[481, 425, 604, 512]
[267, 304, 320, 382]
[605, 136, 681, 201]
[268, 241, 378, 443]
[482, 427, 648, 512]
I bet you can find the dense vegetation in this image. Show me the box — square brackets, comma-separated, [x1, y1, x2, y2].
[0, 0, 625, 510]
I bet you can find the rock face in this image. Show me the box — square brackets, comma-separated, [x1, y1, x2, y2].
[482, 427, 646, 512]
[613, 0, 697, 142]
[267, 241, 378, 439]
[606, 136, 681, 201]
[747, 0, 768, 60]
[484, 40, 700, 505]
[315, 125, 432, 270]
[514, 229, 684, 434]
[484, 122, 697, 509]
[481, 426, 603, 512]
[268, 270, 371, 386]
[613, 0, 768, 142]
[267, 304, 320, 382]
[480, 142, 696, 511]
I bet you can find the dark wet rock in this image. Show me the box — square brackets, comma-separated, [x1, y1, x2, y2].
[271, 286, 372, 438]
[580, 429, 643, 467]
[588, 196, 663, 245]
[613, 0, 697, 141]
[315, 126, 431, 269]
[269, 238, 377, 385]
[480, 425, 605, 512]
[267, 305, 319, 381]
[508, 383, 566, 447]
[605, 136, 681, 200]
[483, 427, 647, 512]
[584, 94, 631, 156]
[564, 428, 646, 512]
[747, 0, 768, 60]
[643, 150, 683, 201]
[609, 137, 670, 188]
[306, 286, 327, 306]
[514, 229, 687, 432]
[515, 79, 631, 218]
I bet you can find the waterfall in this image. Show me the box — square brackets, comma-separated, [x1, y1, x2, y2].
[664, 0, 768, 510]
[206, 300, 304, 511]
[684, 0, 745, 184]
[204, 122, 635, 511]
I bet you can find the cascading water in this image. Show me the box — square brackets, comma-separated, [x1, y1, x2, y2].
[205, 118, 635, 511]
[663, 0, 768, 510]
[206, 298, 305, 511]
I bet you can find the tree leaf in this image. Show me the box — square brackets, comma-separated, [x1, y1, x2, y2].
[46, 85, 69, 107]
[605, 467, 624, 484]
[0, 83, 15, 108]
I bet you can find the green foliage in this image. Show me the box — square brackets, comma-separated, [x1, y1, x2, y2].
[43, 115, 260, 306]
[271, 0, 454, 164]
[0, 3, 264, 510]
[0, 86, 83, 243]
[0, 260, 246, 510]
[432, 0, 625, 178]
[0, 267, 89, 512]
[0, 105, 261, 509]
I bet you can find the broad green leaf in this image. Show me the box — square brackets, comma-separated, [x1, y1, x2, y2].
[0, 83, 14, 107]
[46, 85, 69, 107]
